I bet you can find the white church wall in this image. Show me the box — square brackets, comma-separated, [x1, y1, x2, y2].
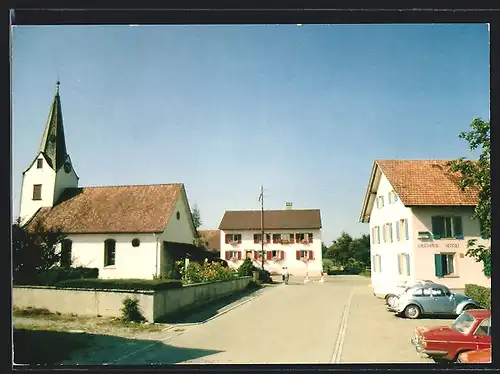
[68, 233, 160, 280]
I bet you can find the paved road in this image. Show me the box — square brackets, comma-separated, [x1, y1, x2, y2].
[61, 276, 453, 365]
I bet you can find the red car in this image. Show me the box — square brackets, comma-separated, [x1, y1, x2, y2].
[457, 348, 491, 363]
[410, 309, 491, 362]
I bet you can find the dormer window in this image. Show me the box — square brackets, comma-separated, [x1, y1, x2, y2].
[37, 159, 43, 169]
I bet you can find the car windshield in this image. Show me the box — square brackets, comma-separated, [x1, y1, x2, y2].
[451, 312, 476, 334]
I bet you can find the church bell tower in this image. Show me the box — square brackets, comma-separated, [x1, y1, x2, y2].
[19, 82, 79, 224]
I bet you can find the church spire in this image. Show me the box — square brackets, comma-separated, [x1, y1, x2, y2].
[38, 81, 68, 170]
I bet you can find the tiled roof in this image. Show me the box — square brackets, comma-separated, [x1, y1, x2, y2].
[218, 209, 322, 231]
[198, 229, 221, 252]
[376, 160, 479, 206]
[25, 184, 184, 233]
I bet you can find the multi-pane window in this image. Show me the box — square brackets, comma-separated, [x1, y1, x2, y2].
[372, 254, 382, 272]
[431, 216, 463, 239]
[37, 159, 43, 168]
[397, 253, 410, 276]
[225, 234, 242, 244]
[434, 253, 455, 277]
[272, 234, 282, 244]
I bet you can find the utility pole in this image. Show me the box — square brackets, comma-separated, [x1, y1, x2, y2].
[258, 185, 265, 271]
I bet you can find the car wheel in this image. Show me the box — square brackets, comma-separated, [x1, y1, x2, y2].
[385, 294, 396, 306]
[404, 304, 421, 319]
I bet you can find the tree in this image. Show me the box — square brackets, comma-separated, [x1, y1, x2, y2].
[321, 242, 328, 257]
[448, 118, 491, 276]
[349, 234, 371, 269]
[191, 204, 202, 230]
[325, 232, 354, 268]
[12, 217, 67, 284]
[325, 232, 371, 269]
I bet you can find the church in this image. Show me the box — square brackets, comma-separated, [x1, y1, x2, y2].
[19, 82, 212, 279]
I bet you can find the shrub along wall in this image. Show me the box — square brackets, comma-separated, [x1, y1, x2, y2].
[13, 267, 99, 286]
[464, 284, 491, 310]
[54, 278, 183, 291]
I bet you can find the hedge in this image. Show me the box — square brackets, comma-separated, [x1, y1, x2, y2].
[23, 267, 99, 286]
[464, 284, 491, 310]
[327, 268, 362, 275]
[54, 278, 183, 291]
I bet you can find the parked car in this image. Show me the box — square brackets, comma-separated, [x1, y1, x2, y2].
[388, 283, 480, 319]
[456, 348, 491, 364]
[384, 279, 435, 307]
[410, 309, 491, 362]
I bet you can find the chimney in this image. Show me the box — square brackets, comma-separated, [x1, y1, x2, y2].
[285, 202, 292, 210]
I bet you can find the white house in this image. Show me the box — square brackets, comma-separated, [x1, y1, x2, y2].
[19, 82, 202, 279]
[218, 207, 323, 277]
[359, 159, 491, 296]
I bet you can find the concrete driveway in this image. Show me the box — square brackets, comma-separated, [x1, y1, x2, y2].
[61, 275, 454, 364]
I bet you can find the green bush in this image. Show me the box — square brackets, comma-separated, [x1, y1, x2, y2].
[35, 267, 99, 286]
[359, 270, 371, 277]
[464, 284, 491, 310]
[121, 297, 145, 322]
[255, 268, 273, 284]
[237, 258, 254, 277]
[54, 278, 183, 291]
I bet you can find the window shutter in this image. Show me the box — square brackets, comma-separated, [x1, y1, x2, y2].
[237, 251, 242, 260]
[238, 235, 242, 244]
[404, 219, 409, 240]
[382, 225, 387, 243]
[397, 254, 402, 275]
[389, 223, 393, 243]
[432, 216, 445, 238]
[254, 250, 259, 260]
[266, 251, 272, 260]
[308, 250, 314, 260]
[434, 254, 443, 277]
[280, 250, 285, 260]
[296, 250, 300, 260]
[453, 216, 463, 237]
[376, 226, 380, 243]
[225, 251, 230, 260]
[378, 256, 382, 272]
[405, 254, 411, 276]
[225, 234, 230, 244]
[395, 221, 400, 241]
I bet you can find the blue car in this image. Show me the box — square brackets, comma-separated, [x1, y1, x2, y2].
[387, 283, 481, 319]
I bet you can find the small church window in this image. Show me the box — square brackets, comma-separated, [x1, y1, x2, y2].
[33, 184, 42, 200]
[37, 159, 43, 169]
[176, 211, 180, 220]
[104, 239, 116, 267]
[131, 238, 140, 247]
[60, 239, 72, 268]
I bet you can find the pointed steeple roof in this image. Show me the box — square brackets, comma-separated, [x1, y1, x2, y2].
[38, 81, 68, 170]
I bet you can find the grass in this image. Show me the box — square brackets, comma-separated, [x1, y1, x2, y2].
[13, 328, 91, 365]
[13, 307, 167, 337]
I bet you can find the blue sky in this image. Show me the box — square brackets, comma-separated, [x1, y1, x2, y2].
[12, 24, 490, 245]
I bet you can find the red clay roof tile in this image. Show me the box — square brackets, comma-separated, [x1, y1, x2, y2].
[375, 160, 479, 206]
[25, 184, 183, 233]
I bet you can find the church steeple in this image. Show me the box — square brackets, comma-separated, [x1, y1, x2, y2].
[38, 81, 68, 171]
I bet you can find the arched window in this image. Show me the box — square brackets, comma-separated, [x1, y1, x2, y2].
[104, 239, 116, 267]
[60, 239, 72, 268]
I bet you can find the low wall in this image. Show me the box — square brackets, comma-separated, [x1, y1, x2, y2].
[13, 276, 252, 323]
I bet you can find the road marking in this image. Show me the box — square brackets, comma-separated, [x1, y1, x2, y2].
[330, 289, 355, 364]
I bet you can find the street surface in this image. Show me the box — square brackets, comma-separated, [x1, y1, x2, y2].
[60, 275, 453, 365]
